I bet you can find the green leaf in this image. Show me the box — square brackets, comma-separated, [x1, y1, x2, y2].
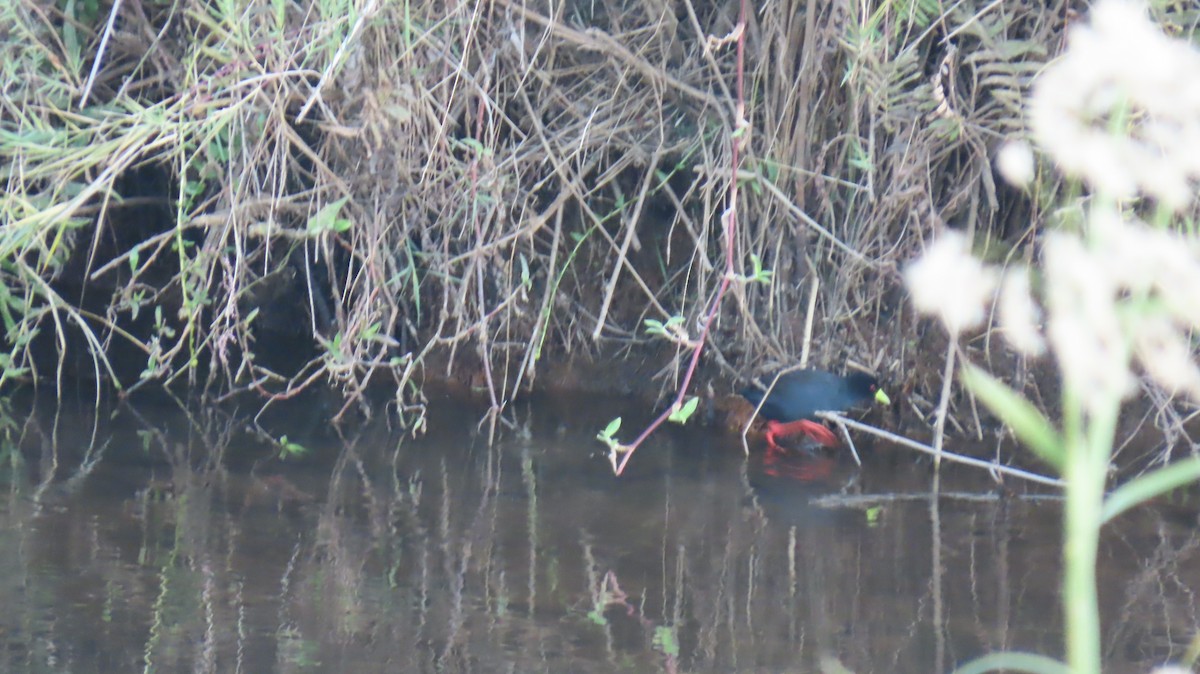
[597, 417, 622, 441]
[1101, 457, 1200, 524]
[952, 651, 1071, 674]
[644, 316, 685, 339]
[668, 397, 700, 424]
[762, 158, 780, 182]
[458, 137, 489, 156]
[0, 354, 29, 380]
[307, 196, 351, 234]
[865, 506, 882, 526]
[279, 435, 308, 458]
[653, 626, 679, 657]
[209, 132, 229, 163]
[62, 0, 80, 63]
[183, 179, 206, 197]
[603, 417, 622, 436]
[960, 364, 1064, 471]
[129, 289, 144, 320]
[749, 254, 773, 284]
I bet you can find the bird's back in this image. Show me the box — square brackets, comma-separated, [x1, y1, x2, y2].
[743, 369, 843, 422]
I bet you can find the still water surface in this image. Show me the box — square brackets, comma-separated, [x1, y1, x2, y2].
[0, 391, 1197, 673]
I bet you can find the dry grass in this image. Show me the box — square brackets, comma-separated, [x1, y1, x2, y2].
[3, 0, 1197, 453]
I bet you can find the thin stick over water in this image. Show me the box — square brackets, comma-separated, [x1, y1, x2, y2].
[821, 413, 1065, 488]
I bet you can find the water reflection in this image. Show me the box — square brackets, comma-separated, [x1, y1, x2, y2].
[0, 392, 1197, 673]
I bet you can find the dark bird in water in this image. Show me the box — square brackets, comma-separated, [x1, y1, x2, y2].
[741, 369, 890, 450]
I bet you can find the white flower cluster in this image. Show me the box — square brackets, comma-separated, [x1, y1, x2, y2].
[904, 232, 997, 336]
[1029, 0, 1200, 209]
[907, 0, 1200, 416]
[1042, 214, 1200, 414]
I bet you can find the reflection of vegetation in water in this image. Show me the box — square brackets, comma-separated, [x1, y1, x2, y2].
[4, 393, 1200, 671]
[908, 3, 1200, 672]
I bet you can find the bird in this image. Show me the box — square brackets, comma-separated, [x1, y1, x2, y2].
[741, 369, 891, 450]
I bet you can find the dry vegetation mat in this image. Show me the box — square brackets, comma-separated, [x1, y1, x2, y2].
[3, 0, 1198, 461]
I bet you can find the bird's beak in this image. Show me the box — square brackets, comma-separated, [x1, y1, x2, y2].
[874, 388, 892, 406]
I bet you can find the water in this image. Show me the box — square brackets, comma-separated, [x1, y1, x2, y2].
[0, 391, 1196, 673]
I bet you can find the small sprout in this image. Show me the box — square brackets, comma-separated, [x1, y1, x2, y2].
[139, 344, 161, 381]
[596, 417, 622, 446]
[668, 396, 699, 424]
[644, 316, 690, 345]
[653, 626, 680, 657]
[457, 137, 492, 157]
[130, 289, 145, 320]
[519, 253, 532, 291]
[278, 435, 308, 459]
[328, 331, 343, 353]
[748, 254, 773, 284]
[866, 506, 882, 526]
[361, 321, 381, 341]
[597, 417, 632, 470]
[642, 318, 667, 337]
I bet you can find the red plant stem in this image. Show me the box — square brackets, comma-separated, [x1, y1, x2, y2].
[615, 0, 747, 476]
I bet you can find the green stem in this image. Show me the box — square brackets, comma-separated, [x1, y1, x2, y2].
[1063, 451, 1102, 672]
[1062, 394, 1118, 674]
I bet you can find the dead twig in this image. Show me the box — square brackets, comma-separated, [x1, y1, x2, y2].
[820, 413, 1065, 488]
